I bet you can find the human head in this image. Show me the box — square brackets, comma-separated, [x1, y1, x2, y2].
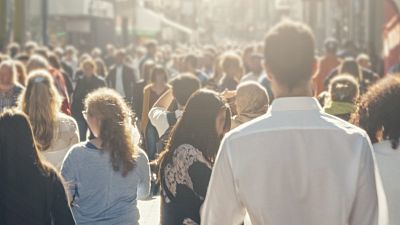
[339, 58, 362, 80]
[115, 49, 126, 65]
[221, 51, 243, 78]
[95, 58, 108, 78]
[170, 74, 201, 107]
[84, 88, 137, 176]
[324, 38, 338, 55]
[65, 46, 76, 59]
[357, 53, 371, 69]
[19, 70, 62, 151]
[145, 40, 158, 57]
[25, 41, 38, 56]
[242, 45, 255, 72]
[81, 58, 97, 77]
[91, 48, 102, 59]
[8, 43, 20, 58]
[150, 65, 168, 85]
[183, 54, 198, 72]
[0, 109, 50, 179]
[235, 81, 269, 116]
[249, 53, 264, 74]
[328, 74, 359, 103]
[352, 76, 400, 149]
[26, 54, 50, 73]
[0, 60, 17, 87]
[264, 20, 316, 92]
[47, 53, 61, 70]
[166, 90, 231, 162]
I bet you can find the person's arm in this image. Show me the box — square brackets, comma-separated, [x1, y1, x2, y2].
[349, 137, 387, 225]
[60, 149, 78, 204]
[201, 138, 246, 225]
[136, 149, 151, 200]
[51, 175, 76, 225]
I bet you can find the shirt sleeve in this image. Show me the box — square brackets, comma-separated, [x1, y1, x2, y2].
[201, 137, 246, 225]
[60, 149, 78, 203]
[148, 107, 170, 137]
[349, 136, 388, 225]
[51, 174, 76, 225]
[136, 149, 151, 200]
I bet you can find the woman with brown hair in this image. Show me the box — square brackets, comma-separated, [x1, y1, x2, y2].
[141, 65, 170, 161]
[18, 70, 79, 169]
[0, 109, 75, 225]
[352, 75, 400, 225]
[61, 88, 150, 225]
[158, 90, 231, 225]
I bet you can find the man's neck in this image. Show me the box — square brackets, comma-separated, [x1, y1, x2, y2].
[274, 85, 313, 99]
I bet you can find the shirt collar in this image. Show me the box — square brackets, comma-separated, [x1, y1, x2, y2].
[269, 97, 322, 112]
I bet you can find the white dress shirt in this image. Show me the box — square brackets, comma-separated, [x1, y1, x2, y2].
[374, 140, 400, 225]
[201, 97, 387, 225]
[148, 107, 183, 137]
[115, 65, 125, 97]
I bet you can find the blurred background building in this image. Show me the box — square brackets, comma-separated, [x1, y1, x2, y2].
[0, 0, 393, 59]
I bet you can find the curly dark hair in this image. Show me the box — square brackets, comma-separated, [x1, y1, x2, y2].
[351, 75, 400, 149]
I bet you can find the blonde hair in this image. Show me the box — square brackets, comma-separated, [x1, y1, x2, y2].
[85, 88, 137, 176]
[19, 70, 62, 151]
[0, 60, 18, 85]
[80, 58, 97, 71]
[221, 52, 244, 78]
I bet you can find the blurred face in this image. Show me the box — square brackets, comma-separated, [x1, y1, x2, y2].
[0, 66, 14, 86]
[250, 58, 263, 73]
[83, 64, 95, 77]
[115, 53, 125, 65]
[84, 110, 101, 138]
[215, 108, 227, 137]
[154, 73, 166, 84]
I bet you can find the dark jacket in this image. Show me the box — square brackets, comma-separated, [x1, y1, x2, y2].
[106, 64, 140, 113]
[71, 75, 106, 119]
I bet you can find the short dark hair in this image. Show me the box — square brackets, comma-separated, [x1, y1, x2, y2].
[150, 65, 168, 83]
[171, 74, 201, 106]
[184, 54, 198, 68]
[264, 20, 315, 89]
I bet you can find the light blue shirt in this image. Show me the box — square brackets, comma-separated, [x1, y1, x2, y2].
[61, 142, 151, 225]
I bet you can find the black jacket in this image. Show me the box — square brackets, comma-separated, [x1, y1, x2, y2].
[71, 75, 106, 119]
[106, 64, 140, 114]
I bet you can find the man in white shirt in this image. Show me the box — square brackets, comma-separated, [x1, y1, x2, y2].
[201, 20, 387, 225]
[149, 74, 200, 138]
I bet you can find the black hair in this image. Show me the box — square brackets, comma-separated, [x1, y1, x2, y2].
[171, 74, 201, 106]
[352, 76, 400, 149]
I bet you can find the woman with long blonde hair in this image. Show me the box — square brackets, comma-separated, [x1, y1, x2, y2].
[61, 88, 150, 225]
[19, 70, 79, 169]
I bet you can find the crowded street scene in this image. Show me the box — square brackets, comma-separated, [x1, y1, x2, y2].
[0, 0, 399, 224]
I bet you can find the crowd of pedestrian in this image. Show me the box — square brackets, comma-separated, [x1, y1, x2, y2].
[0, 19, 399, 225]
